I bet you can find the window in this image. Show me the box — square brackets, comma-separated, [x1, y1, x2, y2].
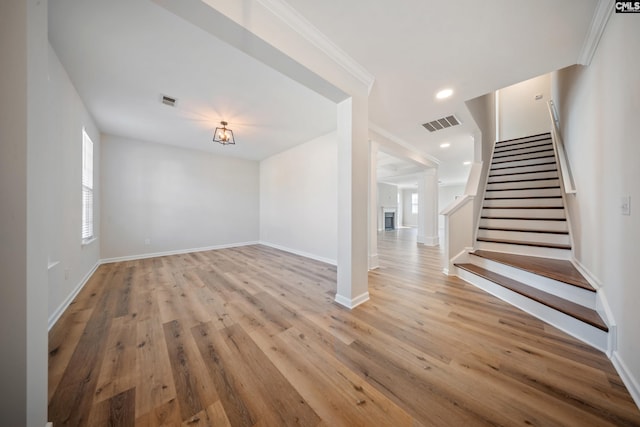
[411, 192, 418, 214]
[81, 129, 94, 242]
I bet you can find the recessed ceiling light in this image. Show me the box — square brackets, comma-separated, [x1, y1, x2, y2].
[440, 142, 450, 148]
[463, 161, 471, 165]
[436, 88, 453, 99]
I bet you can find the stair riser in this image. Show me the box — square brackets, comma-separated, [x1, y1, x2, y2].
[484, 198, 563, 208]
[490, 164, 557, 176]
[481, 208, 566, 219]
[485, 188, 562, 199]
[487, 179, 560, 191]
[475, 241, 572, 259]
[468, 255, 596, 309]
[494, 135, 552, 148]
[455, 267, 608, 352]
[488, 171, 558, 183]
[480, 218, 568, 232]
[478, 229, 570, 245]
[493, 143, 554, 158]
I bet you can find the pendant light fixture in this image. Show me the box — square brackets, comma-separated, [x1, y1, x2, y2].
[213, 121, 235, 145]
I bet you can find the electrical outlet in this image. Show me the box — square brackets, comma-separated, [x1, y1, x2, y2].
[621, 195, 631, 216]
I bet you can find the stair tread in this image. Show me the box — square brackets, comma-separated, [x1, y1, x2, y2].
[489, 168, 557, 177]
[455, 263, 607, 331]
[479, 226, 568, 235]
[482, 216, 566, 221]
[471, 250, 595, 291]
[477, 237, 571, 250]
[495, 132, 551, 145]
[492, 154, 556, 165]
[493, 145, 554, 158]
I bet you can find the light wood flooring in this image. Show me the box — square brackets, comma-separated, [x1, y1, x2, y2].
[48, 228, 640, 426]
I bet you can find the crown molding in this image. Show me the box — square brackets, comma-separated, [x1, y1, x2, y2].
[256, 0, 375, 93]
[577, 0, 613, 66]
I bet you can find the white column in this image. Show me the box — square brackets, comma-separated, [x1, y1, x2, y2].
[417, 168, 439, 246]
[335, 96, 370, 308]
[368, 140, 379, 270]
[0, 0, 49, 425]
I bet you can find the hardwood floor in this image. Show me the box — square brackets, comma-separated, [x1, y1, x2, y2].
[48, 228, 640, 426]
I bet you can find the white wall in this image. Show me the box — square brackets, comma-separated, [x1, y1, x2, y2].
[260, 132, 338, 264]
[498, 73, 551, 141]
[377, 182, 398, 230]
[553, 14, 640, 405]
[47, 45, 102, 323]
[101, 136, 259, 260]
[402, 188, 418, 227]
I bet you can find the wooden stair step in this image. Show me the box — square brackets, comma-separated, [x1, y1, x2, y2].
[492, 153, 556, 165]
[479, 226, 569, 235]
[493, 144, 554, 157]
[486, 186, 560, 192]
[471, 250, 594, 291]
[494, 132, 551, 146]
[476, 237, 571, 250]
[455, 263, 607, 332]
[482, 216, 566, 221]
[489, 168, 557, 178]
[491, 160, 557, 171]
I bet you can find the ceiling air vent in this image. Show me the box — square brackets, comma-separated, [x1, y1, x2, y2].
[160, 94, 177, 107]
[422, 115, 460, 132]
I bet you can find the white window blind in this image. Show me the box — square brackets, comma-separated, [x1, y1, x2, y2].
[82, 129, 94, 242]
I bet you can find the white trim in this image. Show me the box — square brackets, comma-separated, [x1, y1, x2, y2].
[258, 241, 337, 266]
[440, 194, 474, 216]
[418, 235, 439, 246]
[335, 291, 370, 309]
[256, 0, 375, 93]
[48, 261, 100, 330]
[577, 0, 613, 65]
[571, 256, 603, 289]
[611, 351, 640, 410]
[100, 241, 259, 264]
[81, 237, 97, 246]
[368, 254, 379, 270]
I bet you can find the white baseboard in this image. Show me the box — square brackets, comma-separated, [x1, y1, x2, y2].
[48, 261, 100, 331]
[335, 291, 370, 309]
[612, 351, 640, 410]
[100, 241, 259, 264]
[418, 234, 439, 246]
[258, 241, 337, 266]
[368, 254, 379, 270]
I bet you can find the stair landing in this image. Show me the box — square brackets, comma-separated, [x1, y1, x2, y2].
[471, 250, 594, 292]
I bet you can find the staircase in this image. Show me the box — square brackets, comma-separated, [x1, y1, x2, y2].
[454, 133, 609, 352]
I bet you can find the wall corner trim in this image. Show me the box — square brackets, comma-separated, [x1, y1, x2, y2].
[256, 0, 375, 93]
[577, 0, 613, 66]
[48, 261, 100, 331]
[611, 351, 640, 410]
[335, 291, 370, 309]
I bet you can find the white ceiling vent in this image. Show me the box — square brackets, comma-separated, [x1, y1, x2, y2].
[160, 94, 177, 107]
[422, 115, 460, 132]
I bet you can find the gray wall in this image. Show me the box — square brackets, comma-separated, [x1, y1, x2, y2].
[47, 44, 102, 322]
[260, 132, 338, 263]
[553, 14, 640, 401]
[101, 135, 260, 260]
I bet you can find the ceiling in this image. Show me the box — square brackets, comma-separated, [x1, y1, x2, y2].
[49, 0, 598, 184]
